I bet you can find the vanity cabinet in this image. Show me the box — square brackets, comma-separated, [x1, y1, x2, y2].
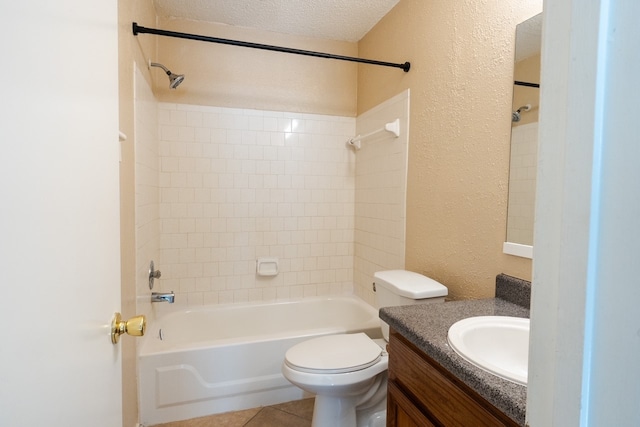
[387, 328, 519, 427]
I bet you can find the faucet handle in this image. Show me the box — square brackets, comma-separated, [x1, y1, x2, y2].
[149, 260, 161, 289]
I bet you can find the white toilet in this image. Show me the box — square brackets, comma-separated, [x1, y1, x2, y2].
[282, 270, 448, 427]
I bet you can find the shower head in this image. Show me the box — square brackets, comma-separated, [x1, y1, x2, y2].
[149, 61, 185, 89]
[169, 73, 185, 89]
[512, 111, 521, 122]
[511, 104, 532, 122]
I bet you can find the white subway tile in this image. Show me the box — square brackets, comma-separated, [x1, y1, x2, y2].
[170, 110, 187, 126]
[154, 104, 397, 308]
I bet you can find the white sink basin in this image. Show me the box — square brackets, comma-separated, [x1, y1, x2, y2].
[447, 316, 529, 386]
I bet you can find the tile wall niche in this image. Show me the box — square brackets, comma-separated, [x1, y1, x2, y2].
[353, 90, 410, 306]
[156, 103, 357, 308]
[507, 122, 538, 246]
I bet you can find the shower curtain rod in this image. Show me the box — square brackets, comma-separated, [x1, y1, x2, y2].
[514, 80, 540, 88]
[132, 23, 411, 72]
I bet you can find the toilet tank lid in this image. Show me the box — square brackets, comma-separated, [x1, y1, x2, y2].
[374, 270, 448, 299]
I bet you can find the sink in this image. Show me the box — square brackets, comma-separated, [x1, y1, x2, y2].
[447, 316, 529, 386]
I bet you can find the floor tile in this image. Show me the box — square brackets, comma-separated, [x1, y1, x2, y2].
[269, 398, 314, 420]
[151, 407, 260, 427]
[149, 398, 313, 427]
[244, 407, 311, 427]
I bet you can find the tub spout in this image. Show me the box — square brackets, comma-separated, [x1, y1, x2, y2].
[151, 291, 175, 303]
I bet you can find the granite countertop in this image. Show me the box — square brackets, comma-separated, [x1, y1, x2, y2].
[379, 275, 530, 426]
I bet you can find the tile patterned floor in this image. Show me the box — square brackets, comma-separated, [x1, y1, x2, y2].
[150, 398, 314, 427]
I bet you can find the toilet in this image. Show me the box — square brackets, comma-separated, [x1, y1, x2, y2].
[282, 270, 448, 427]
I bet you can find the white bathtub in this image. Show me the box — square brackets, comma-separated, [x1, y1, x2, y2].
[138, 296, 382, 425]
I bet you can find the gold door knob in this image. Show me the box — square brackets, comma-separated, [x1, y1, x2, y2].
[111, 312, 146, 344]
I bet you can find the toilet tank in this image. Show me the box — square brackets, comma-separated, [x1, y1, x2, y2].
[374, 270, 448, 341]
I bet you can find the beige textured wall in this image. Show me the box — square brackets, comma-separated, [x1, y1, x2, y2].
[152, 17, 358, 116]
[358, 0, 542, 299]
[118, 1, 156, 425]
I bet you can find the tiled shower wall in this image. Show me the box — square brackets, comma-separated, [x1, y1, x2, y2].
[157, 103, 357, 307]
[353, 90, 409, 306]
[506, 122, 538, 246]
[134, 67, 160, 320]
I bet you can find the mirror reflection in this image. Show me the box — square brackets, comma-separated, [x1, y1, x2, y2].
[505, 13, 542, 257]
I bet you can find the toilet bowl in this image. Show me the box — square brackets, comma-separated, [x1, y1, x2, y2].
[282, 270, 448, 427]
[283, 333, 388, 427]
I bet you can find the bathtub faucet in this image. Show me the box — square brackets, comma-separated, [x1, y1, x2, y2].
[151, 291, 175, 303]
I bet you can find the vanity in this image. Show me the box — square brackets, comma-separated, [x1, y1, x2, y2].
[380, 274, 530, 426]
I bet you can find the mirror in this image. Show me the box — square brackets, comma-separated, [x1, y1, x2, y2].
[504, 13, 542, 259]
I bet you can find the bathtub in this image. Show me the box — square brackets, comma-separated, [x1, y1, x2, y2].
[138, 296, 382, 425]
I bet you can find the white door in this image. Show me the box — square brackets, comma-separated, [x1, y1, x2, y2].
[0, 2, 122, 426]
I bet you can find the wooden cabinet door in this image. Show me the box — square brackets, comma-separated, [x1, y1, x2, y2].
[387, 329, 520, 427]
[387, 381, 436, 427]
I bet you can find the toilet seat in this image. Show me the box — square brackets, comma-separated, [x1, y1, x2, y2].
[284, 333, 382, 374]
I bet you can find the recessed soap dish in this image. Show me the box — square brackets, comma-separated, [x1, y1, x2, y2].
[256, 258, 278, 276]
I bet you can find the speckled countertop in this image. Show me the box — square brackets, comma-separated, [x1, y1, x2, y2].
[379, 274, 530, 426]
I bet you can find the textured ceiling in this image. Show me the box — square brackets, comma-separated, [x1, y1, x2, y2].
[153, 0, 400, 42]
